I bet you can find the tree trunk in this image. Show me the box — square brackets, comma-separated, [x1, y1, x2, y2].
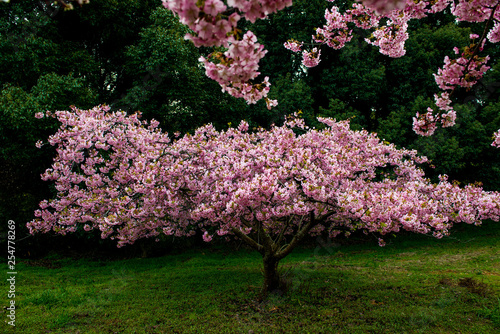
[231, 213, 321, 298]
[262, 253, 282, 297]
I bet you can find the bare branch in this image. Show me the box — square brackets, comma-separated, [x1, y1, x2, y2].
[231, 227, 264, 254]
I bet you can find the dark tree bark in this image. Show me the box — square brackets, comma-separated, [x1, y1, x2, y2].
[262, 253, 282, 294]
[232, 212, 326, 298]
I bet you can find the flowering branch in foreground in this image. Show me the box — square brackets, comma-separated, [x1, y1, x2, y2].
[162, 0, 499, 142]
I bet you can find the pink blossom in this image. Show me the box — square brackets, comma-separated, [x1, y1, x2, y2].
[200, 31, 274, 106]
[440, 110, 457, 128]
[203, 0, 226, 17]
[362, 0, 406, 14]
[314, 6, 353, 50]
[413, 110, 437, 136]
[365, 12, 409, 57]
[29, 107, 500, 250]
[492, 129, 500, 147]
[434, 54, 490, 91]
[202, 231, 213, 242]
[488, 22, 500, 43]
[301, 48, 321, 68]
[284, 40, 303, 52]
[451, 0, 497, 23]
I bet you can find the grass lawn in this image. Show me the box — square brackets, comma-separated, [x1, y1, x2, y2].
[2, 221, 500, 333]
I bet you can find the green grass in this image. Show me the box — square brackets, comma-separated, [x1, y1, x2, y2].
[2, 221, 500, 333]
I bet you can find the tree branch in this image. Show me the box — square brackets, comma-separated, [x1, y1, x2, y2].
[231, 227, 265, 254]
[273, 215, 294, 247]
[275, 211, 317, 260]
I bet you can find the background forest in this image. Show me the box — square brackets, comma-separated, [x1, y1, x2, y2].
[2, 0, 500, 255]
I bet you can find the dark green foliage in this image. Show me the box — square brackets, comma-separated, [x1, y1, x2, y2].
[317, 99, 367, 131]
[0, 73, 98, 237]
[119, 8, 252, 134]
[386, 23, 471, 109]
[267, 74, 315, 119]
[48, 0, 162, 102]
[0, 0, 161, 248]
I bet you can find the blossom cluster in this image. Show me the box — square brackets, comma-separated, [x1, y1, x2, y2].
[28, 106, 500, 247]
[434, 52, 490, 92]
[313, 6, 353, 51]
[451, 0, 499, 23]
[286, 2, 413, 68]
[301, 48, 321, 68]
[283, 40, 303, 53]
[492, 129, 500, 148]
[199, 31, 277, 108]
[28, 106, 175, 245]
[412, 93, 456, 136]
[362, 0, 407, 14]
[162, 0, 292, 47]
[415, 35, 489, 135]
[488, 21, 500, 43]
[364, 11, 409, 57]
[162, 0, 292, 107]
[412, 109, 437, 136]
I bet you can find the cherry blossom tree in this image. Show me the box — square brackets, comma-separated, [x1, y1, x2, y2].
[21, 0, 500, 296]
[28, 106, 500, 295]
